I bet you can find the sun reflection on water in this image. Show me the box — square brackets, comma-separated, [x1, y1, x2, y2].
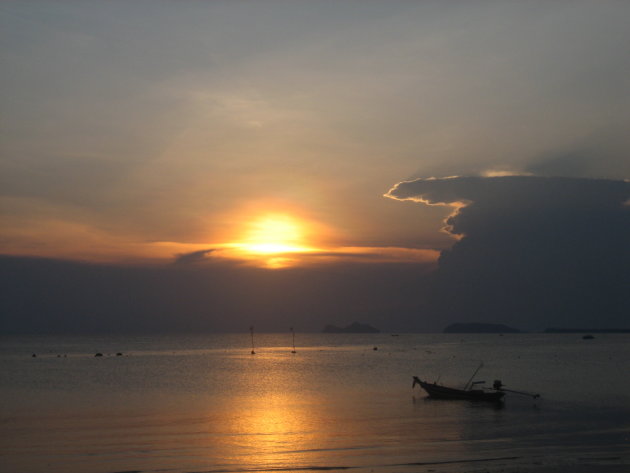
[220, 392, 321, 470]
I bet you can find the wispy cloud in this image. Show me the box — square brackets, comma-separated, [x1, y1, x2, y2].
[173, 249, 215, 265]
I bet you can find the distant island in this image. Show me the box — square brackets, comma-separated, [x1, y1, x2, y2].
[545, 328, 630, 333]
[323, 322, 380, 333]
[443, 322, 520, 333]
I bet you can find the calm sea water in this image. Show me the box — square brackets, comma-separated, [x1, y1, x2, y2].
[1, 333, 629, 473]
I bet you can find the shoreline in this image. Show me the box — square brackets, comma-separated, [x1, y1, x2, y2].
[438, 456, 629, 473]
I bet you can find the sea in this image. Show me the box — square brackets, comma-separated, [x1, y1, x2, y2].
[1, 333, 629, 473]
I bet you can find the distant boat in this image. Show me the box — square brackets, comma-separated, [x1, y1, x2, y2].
[412, 376, 505, 402]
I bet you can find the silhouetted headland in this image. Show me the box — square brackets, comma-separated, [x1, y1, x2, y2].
[323, 322, 380, 333]
[443, 323, 520, 333]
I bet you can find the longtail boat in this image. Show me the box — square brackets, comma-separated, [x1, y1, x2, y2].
[412, 376, 505, 402]
[412, 362, 539, 402]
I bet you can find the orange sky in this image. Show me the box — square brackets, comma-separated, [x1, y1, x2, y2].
[2, 1, 629, 267]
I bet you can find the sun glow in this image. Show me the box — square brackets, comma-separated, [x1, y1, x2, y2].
[239, 214, 313, 254]
[226, 213, 319, 267]
[151, 208, 440, 269]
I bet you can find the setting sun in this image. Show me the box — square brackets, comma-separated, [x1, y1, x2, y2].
[239, 214, 313, 255]
[223, 213, 321, 268]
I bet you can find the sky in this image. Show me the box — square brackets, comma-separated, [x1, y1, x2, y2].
[1, 1, 629, 333]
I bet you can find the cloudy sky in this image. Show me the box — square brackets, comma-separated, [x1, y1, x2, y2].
[1, 1, 629, 332]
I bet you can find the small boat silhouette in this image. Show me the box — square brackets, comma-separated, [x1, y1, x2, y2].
[413, 363, 539, 402]
[413, 376, 505, 402]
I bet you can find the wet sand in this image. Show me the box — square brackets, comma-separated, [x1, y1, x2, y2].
[432, 456, 629, 473]
[460, 464, 629, 473]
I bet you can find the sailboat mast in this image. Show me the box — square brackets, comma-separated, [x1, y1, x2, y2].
[250, 326, 255, 355]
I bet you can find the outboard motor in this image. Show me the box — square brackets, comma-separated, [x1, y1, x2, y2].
[493, 379, 504, 390]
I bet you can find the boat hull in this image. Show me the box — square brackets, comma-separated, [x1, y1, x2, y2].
[415, 379, 505, 402]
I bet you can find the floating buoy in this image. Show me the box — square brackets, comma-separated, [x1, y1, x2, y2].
[373, 346, 378, 351]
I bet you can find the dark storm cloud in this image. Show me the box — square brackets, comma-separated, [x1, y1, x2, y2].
[387, 176, 630, 330]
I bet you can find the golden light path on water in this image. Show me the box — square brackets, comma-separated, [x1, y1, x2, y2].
[195, 350, 336, 471]
[197, 348, 466, 472]
[221, 392, 318, 468]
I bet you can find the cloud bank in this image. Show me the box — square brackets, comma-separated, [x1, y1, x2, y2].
[0, 255, 434, 334]
[387, 176, 630, 330]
